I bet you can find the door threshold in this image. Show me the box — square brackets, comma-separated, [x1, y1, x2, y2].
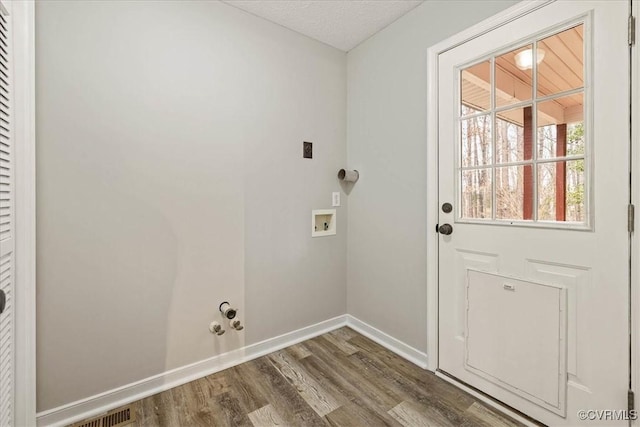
[435, 369, 546, 427]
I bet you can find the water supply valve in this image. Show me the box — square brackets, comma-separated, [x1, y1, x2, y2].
[209, 321, 225, 336]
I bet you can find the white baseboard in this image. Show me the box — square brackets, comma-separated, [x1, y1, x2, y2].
[36, 314, 430, 427]
[345, 315, 429, 369]
[36, 315, 348, 427]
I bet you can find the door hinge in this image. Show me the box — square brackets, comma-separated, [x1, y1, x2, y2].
[629, 389, 635, 413]
[630, 15, 636, 46]
[629, 205, 635, 233]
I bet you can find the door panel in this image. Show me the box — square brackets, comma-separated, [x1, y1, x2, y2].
[438, 1, 629, 425]
[466, 270, 567, 415]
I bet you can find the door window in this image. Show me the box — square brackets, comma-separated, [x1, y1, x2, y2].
[458, 23, 586, 227]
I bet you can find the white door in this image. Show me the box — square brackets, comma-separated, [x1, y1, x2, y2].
[438, 1, 629, 425]
[0, 1, 14, 425]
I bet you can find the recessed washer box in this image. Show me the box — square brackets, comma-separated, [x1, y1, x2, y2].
[312, 209, 336, 237]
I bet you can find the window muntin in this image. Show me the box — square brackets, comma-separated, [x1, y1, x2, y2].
[458, 22, 586, 227]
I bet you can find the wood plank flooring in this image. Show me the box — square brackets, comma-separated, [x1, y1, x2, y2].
[75, 328, 524, 427]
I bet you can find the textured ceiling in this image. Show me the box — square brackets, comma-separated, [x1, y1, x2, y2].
[221, 1, 425, 51]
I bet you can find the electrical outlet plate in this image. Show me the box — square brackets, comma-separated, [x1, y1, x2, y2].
[332, 192, 340, 207]
[312, 209, 336, 237]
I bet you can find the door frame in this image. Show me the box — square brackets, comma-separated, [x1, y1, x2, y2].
[12, 0, 36, 425]
[631, 0, 640, 422]
[427, 0, 637, 416]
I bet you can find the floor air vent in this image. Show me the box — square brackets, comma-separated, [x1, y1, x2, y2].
[72, 406, 135, 427]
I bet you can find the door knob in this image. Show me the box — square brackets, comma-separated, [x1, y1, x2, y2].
[0, 289, 5, 314]
[438, 223, 453, 235]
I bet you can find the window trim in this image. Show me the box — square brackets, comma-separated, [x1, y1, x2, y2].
[453, 14, 593, 231]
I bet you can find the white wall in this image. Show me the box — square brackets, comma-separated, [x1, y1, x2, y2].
[36, 1, 346, 412]
[36, 0, 528, 413]
[346, 0, 518, 353]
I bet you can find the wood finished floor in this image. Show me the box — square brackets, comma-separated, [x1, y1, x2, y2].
[82, 327, 524, 427]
